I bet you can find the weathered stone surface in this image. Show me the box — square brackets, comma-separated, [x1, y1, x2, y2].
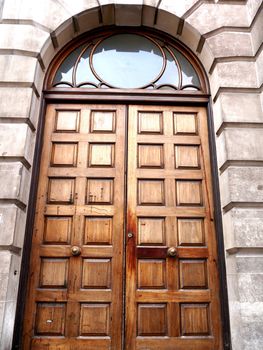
[236, 255, 263, 274]
[217, 128, 263, 168]
[54, 18, 75, 50]
[143, 0, 159, 6]
[40, 36, 56, 72]
[238, 273, 263, 303]
[155, 9, 180, 37]
[0, 302, 4, 345]
[0, 205, 26, 247]
[220, 167, 263, 207]
[239, 301, 263, 350]
[187, 3, 249, 34]
[0, 252, 13, 300]
[2, 0, 71, 31]
[207, 32, 253, 57]
[0, 163, 30, 205]
[0, 301, 17, 350]
[0, 252, 21, 350]
[196, 41, 214, 73]
[0, 0, 4, 18]
[0, 55, 37, 83]
[256, 48, 263, 86]
[213, 93, 263, 131]
[0, 24, 49, 52]
[141, 4, 155, 27]
[251, 7, 263, 53]
[211, 61, 258, 92]
[77, 7, 102, 34]
[115, 4, 142, 26]
[179, 21, 201, 53]
[228, 300, 243, 350]
[224, 209, 263, 248]
[159, 0, 199, 18]
[0, 124, 34, 164]
[247, 0, 262, 20]
[56, 0, 100, 15]
[33, 61, 45, 95]
[0, 87, 33, 118]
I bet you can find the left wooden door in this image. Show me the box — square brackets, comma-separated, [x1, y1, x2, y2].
[22, 104, 126, 350]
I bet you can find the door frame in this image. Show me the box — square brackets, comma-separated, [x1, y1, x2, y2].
[12, 92, 232, 350]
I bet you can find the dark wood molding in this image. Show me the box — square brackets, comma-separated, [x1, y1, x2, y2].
[44, 88, 210, 105]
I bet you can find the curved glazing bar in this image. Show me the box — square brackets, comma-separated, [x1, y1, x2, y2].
[170, 47, 200, 88]
[154, 48, 179, 88]
[91, 34, 165, 88]
[53, 45, 85, 86]
[75, 46, 100, 87]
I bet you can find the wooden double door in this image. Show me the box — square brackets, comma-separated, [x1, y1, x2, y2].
[23, 104, 222, 349]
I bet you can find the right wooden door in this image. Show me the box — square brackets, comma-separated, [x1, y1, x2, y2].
[125, 105, 222, 350]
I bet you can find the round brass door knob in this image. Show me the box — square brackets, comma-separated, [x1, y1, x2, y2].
[167, 247, 177, 257]
[71, 246, 81, 256]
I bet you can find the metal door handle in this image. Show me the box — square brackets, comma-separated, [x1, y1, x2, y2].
[71, 246, 81, 256]
[167, 247, 177, 257]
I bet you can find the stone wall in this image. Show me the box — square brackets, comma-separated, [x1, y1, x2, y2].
[0, 1, 262, 349]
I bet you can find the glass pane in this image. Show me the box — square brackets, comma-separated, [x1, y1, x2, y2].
[157, 85, 177, 91]
[182, 86, 199, 91]
[170, 47, 200, 88]
[92, 34, 164, 88]
[76, 46, 100, 86]
[53, 45, 85, 85]
[155, 48, 179, 87]
[53, 83, 72, 87]
[78, 84, 97, 88]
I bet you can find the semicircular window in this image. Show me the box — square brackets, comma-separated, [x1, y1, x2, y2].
[53, 33, 201, 91]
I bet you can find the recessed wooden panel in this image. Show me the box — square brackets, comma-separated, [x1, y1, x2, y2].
[39, 258, 68, 288]
[138, 259, 166, 289]
[175, 145, 200, 168]
[174, 113, 197, 134]
[138, 218, 165, 245]
[179, 260, 207, 289]
[87, 178, 113, 204]
[177, 218, 205, 246]
[51, 143, 78, 167]
[181, 303, 210, 336]
[82, 259, 111, 289]
[138, 112, 163, 134]
[55, 110, 79, 132]
[79, 304, 110, 336]
[84, 217, 112, 245]
[138, 304, 167, 336]
[44, 216, 72, 244]
[47, 178, 75, 204]
[90, 111, 115, 133]
[176, 180, 202, 206]
[35, 303, 66, 335]
[138, 180, 164, 205]
[88, 143, 115, 167]
[138, 144, 164, 168]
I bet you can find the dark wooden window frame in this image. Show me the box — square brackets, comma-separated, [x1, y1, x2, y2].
[13, 26, 232, 350]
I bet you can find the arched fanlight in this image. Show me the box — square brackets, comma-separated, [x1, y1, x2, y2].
[52, 32, 201, 91]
